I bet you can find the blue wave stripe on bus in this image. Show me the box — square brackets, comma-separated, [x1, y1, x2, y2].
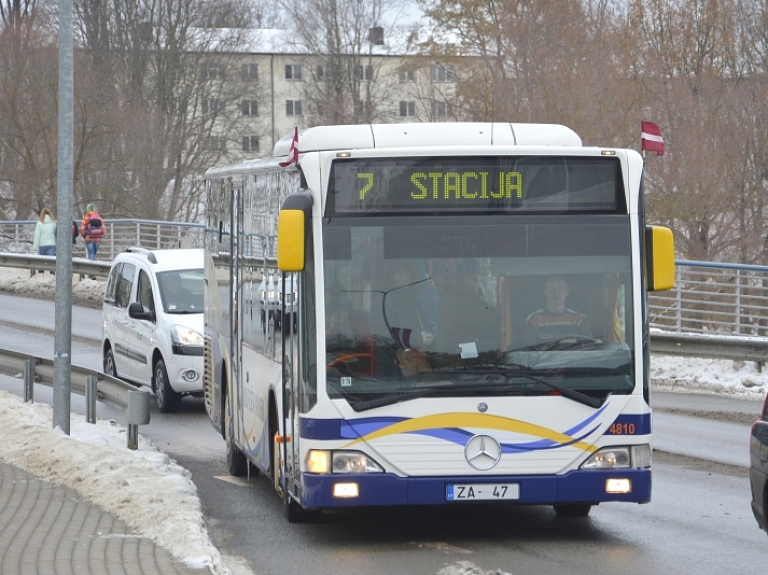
[339, 417, 408, 439]
[301, 410, 634, 453]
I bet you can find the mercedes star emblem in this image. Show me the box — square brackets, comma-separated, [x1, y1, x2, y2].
[464, 434, 502, 470]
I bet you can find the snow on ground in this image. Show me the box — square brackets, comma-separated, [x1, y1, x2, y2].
[0, 262, 105, 308]
[0, 390, 242, 575]
[0, 265, 765, 575]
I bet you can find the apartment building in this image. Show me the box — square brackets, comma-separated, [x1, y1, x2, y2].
[212, 28, 459, 162]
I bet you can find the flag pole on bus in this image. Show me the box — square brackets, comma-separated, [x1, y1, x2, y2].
[279, 126, 300, 167]
[641, 121, 665, 159]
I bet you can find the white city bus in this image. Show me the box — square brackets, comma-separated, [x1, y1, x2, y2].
[203, 123, 674, 522]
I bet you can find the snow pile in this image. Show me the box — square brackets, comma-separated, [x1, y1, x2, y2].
[0, 266, 105, 308]
[651, 354, 767, 399]
[0, 390, 238, 574]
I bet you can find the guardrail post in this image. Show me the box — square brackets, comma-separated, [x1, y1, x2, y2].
[126, 390, 151, 450]
[86, 375, 97, 423]
[24, 358, 34, 402]
[735, 269, 742, 334]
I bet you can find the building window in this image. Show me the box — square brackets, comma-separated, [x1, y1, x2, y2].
[203, 64, 225, 80]
[399, 70, 415, 83]
[315, 65, 325, 81]
[399, 101, 416, 117]
[430, 65, 456, 83]
[354, 100, 373, 117]
[285, 64, 302, 80]
[355, 65, 374, 81]
[241, 63, 258, 81]
[241, 100, 258, 116]
[205, 137, 226, 151]
[242, 136, 259, 153]
[203, 99, 223, 114]
[432, 100, 451, 117]
[286, 100, 303, 116]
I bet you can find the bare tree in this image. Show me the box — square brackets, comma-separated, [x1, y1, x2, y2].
[280, 0, 411, 126]
[70, 0, 263, 223]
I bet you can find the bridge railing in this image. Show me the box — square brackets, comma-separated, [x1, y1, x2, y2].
[0, 219, 204, 262]
[648, 260, 768, 337]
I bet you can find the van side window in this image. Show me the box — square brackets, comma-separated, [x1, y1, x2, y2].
[104, 263, 122, 305]
[137, 270, 155, 318]
[115, 263, 136, 309]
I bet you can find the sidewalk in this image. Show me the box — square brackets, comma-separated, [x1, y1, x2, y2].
[0, 462, 208, 575]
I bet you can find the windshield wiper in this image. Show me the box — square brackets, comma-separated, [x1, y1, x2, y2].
[348, 388, 439, 412]
[347, 370, 603, 412]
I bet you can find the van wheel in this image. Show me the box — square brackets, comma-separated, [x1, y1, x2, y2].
[104, 348, 118, 378]
[154, 359, 181, 413]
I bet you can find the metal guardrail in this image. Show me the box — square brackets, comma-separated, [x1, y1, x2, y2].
[0, 252, 112, 277]
[651, 330, 768, 365]
[0, 348, 151, 449]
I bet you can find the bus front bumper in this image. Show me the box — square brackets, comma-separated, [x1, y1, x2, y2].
[299, 468, 651, 509]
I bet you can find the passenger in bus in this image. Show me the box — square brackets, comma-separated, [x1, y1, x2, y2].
[526, 275, 596, 343]
[375, 261, 434, 350]
[434, 259, 497, 360]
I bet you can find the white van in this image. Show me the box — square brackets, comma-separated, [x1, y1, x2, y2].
[102, 247, 204, 412]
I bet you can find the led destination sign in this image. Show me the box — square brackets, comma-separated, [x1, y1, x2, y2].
[329, 156, 623, 213]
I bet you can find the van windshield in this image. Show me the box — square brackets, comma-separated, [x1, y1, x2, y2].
[158, 269, 204, 313]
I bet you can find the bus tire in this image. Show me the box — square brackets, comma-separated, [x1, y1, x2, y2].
[553, 503, 593, 517]
[284, 495, 319, 523]
[225, 413, 248, 477]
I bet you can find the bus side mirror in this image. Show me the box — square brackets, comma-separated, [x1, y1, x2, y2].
[278, 192, 313, 272]
[645, 225, 675, 291]
[278, 209, 305, 271]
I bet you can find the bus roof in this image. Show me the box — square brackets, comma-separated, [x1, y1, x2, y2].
[272, 123, 582, 159]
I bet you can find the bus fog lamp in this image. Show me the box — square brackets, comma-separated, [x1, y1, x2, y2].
[333, 482, 359, 498]
[582, 447, 630, 469]
[306, 450, 330, 474]
[606, 478, 632, 493]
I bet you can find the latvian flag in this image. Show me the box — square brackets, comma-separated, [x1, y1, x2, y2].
[641, 121, 665, 156]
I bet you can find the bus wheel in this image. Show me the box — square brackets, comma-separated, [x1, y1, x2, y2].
[284, 494, 319, 523]
[225, 416, 248, 477]
[553, 504, 593, 517]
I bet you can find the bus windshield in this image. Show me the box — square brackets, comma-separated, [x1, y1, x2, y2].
[323, 214, 635, 408]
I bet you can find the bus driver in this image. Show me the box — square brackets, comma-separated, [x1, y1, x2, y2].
[526, 275, 594, 343]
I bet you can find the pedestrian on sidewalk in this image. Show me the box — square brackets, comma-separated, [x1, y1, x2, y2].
[33, 207, 57, 257]
[80, 203, 107, 262]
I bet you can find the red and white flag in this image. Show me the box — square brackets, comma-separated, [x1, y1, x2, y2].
[279, 126, 300, 167]
[641, 121, 665, 156]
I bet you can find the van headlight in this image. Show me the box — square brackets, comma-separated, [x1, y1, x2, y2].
[305, 450, 384, 474]
[580, 445, 651, 469]
[170, 325, 203, 354]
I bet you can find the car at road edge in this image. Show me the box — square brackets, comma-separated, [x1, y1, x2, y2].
[101, 247, 204, 413]
[750, 390, 768, 534]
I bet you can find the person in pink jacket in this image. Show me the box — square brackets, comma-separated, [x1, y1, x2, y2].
[79, 203, 107, 261]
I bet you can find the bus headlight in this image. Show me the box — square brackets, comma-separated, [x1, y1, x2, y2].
[305, 450, 383, 474]
[580, 445, 651, 469]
